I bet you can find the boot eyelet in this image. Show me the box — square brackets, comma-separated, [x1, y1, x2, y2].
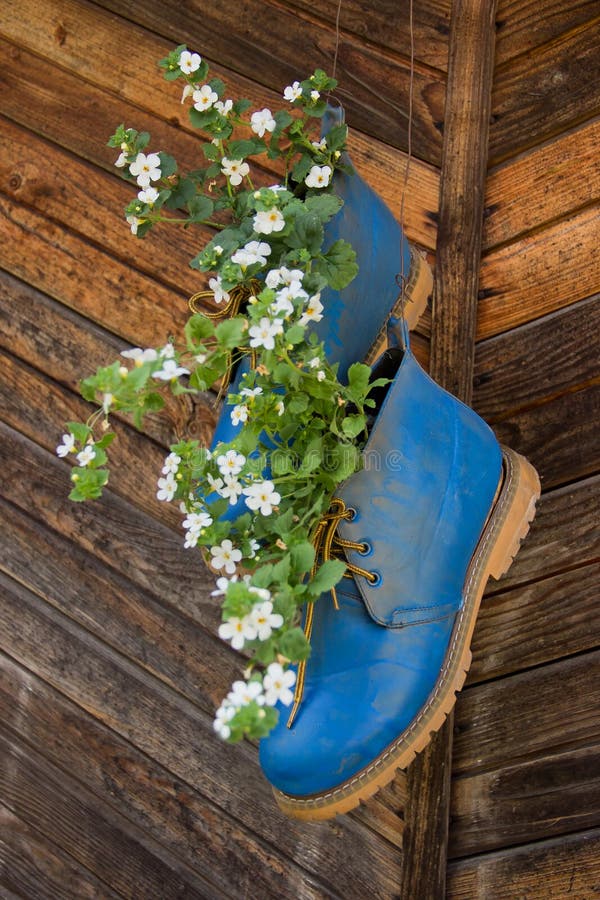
[367, 570, 382, 587]
[346, 506, 358, 522]
[357, 540, 372, 557]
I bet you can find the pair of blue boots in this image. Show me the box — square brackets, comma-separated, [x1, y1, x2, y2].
[211, 112, 540, 820]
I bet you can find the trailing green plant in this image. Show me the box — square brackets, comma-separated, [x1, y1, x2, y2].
[57, 47, 387, 742]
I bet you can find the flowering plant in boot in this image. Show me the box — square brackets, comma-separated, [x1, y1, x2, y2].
[58, 47, 388, 743]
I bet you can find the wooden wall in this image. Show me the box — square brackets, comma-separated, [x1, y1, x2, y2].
[0, 0, 598, 897]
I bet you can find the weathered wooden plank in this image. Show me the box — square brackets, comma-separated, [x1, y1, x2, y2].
[0, 654, 341, 900]
[495, 0, 600, 65]
[473, 294, 600, 424]
[0, 271, 216, 447]
[447, 827, 600, 899]
[471, 562, 600, 684]
[0, 193, 191, 348]
[0, 3, 439, 250]
[484, 116, 600, 250]
[0, 117, 209, 299]
[453, 650, 600, 775]
[0, 421, 217, 624]
[281, 0, 451, 71]
[0, 804, 123, 900]
[449, 743, 600, 858]
[0, 575, 405, 899]
[403, 3, 498, 897]
[493, 473, 600, 590]
[0, 728, 215, 899]
[478, 206, 600, 339]
[491, 381, 600, 489]
[0, 347, 187, 531]
[92, 0, 447, 164]
[489, 17, 600, 164]
[0, 495, 232, 705]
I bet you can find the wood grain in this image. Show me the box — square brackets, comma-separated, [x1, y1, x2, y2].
[484, 116, 600, 250]
[0, 579, 405, 900]
[490, 473, 600, 590]
[0, 804, 123, 900]
[473, 294, 600, 424]
[447, 827, 600, 899]
[490, 17, 600, 164]
[93, 0, 447, 164]
[449, 743, 600, 857]
[453, 650, 600, 775]
[495, 0, 600, 65]
[478, 205, 600, 339]
[471, 562, 600, 683]
[0, 728, 215, 899]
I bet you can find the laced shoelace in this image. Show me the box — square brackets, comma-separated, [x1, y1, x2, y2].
[287, 497, 377, 727]
[188, 279, 261, 397]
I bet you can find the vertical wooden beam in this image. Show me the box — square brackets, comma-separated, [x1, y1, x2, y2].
[400, 2, 498, 897]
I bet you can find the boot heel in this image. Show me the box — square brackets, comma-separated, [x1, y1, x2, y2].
[365, 249, 432, 363]
[486, 448, 541, 581]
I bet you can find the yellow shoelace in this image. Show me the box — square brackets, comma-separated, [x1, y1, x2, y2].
[287, 498, 377, 727]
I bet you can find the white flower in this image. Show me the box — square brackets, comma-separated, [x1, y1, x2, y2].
[215, 98, 233, 116]
[312, 138, 327, 152]
[272, 282, 308, 318]
[227, 679, 264, 707]
[216, 449, 246, 477]
[121, 347, 158, 365]
[249, 601, 284, 641]
[240, 386, 263, 399]
[137, 186, 159, 205]
[56, 433, 75, 458]
[210, 539, 242, 575]
[263, 663, 296, 706]
[221, 157, 250, 187]
[126, 215, 141, 235]
[182, 509, 213, 548]
[316, 370, 326, 382]
[308, 356, 321, 368]
[129, 152, 161, 188]
[102, 392, 114, 414]
[213, 702, 236, 739]
[218, 616, 257, 651]
[231, 240, 271, 268]
[283, 81, 302, 102]
[305, 165, 332, 189]
[207, 472, 224, 494]
[231, 404, 249, 427]
[162, 452, 181, 475]
[115, 152, 127, 168]
[159, 342, 175, 358]
[243, 480, 281, 516]
[310, 89, 320, 102]
[76, 445, 96, 467]
[248, 317, 283, 351]
[152, 359, 190, 381]
[250, 108, 276, 137]
[181, 84, 194, 104]
[211, 575, 236, 597]
[157, 473, 177, 501]
[179, 49, 201, 74]
[275, 400, 285, 416]
[193, 84, 218, 111]
[253, 209, 285, 235]
[299, 294, 324, 326]
[247, 538, 260, 558]
[208, 275, 230, 305]
[221, 474, 243, 505]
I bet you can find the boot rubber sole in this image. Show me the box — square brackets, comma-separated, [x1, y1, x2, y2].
[272, 446, 541, 821]
[364, 247, 432, 366]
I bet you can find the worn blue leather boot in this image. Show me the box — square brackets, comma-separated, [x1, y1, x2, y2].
[259, 321, 540, 820]
[208, 105, 432, 452]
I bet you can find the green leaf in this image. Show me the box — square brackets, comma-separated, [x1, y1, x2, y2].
[291, 153, 314, 185]
[341, 414, 366, 439]
[271, 555, 291, 584]
[284, 323, 306, 345]
[287, 212, 324, 255]
[208, 77, 225, 97]
[228, 139, 260, 159]
[305, 193, 343, 222]
[290, 541, 315, 574]
[324, 122, 348, 152]
[158, 152, 177, 178]
[215, 316, 246, 349]
[165, 177, 196, 209]
[67, 422, 92, 444]
[316, 239, 358, 290]
[308, 559, 347, 597]
[185, 314, 215, 344]
[347, 362, 372, 400]
[95, 432, 116, 450]
[187, 194, 214, 222]
[278, 626, 311, 661]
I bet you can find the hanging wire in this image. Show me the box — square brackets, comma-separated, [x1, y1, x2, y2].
[331, 0, 343, 82]
[396, 0, 416, 309]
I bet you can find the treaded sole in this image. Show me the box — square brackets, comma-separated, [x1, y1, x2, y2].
[273, 447, 541, 821]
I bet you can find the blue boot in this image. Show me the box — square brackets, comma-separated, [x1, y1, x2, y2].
[259, 322, 540, 820]
[208, 105, 432, 451]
